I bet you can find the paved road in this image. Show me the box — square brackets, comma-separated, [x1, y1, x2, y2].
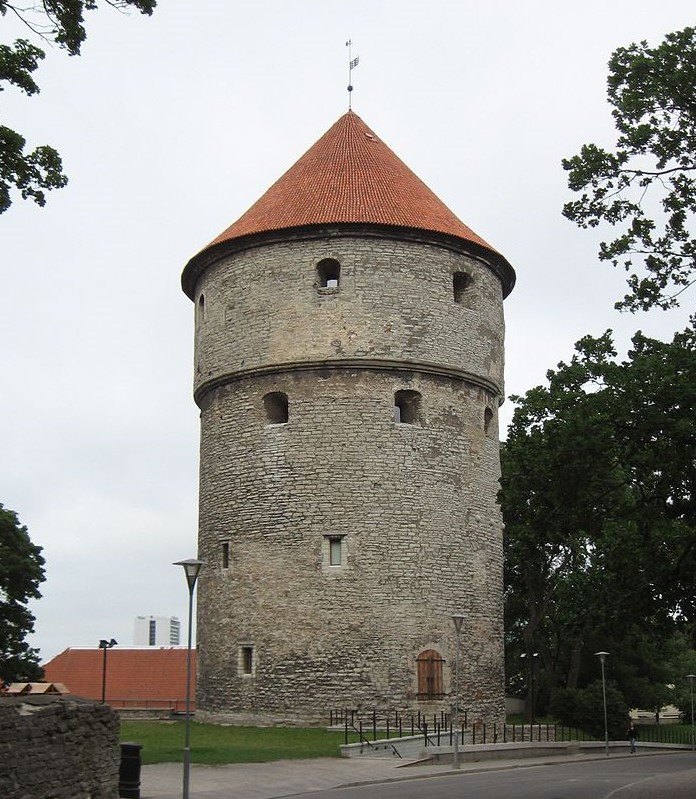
[141, 751, 696, 799]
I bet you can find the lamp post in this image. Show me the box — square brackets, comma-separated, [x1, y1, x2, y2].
[451, 613, 464, 769]
[174, 558, 204, 799]
[687, 674, 696, 752]
[98, 638, 117, 704]
[596, 651, 610, 756]
[520, 652, 539, 724]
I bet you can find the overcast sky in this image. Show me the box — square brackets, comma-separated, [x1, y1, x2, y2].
[1, 1, 693, 664]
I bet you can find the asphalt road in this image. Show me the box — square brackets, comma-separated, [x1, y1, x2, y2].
[286, 753, 696, 799]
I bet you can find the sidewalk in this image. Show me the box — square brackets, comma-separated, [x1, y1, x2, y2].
[139, 750, 655, 799]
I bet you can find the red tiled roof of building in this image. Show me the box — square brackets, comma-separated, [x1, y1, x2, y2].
[183, 111, 514, 298]
[43, 648, 195, 709]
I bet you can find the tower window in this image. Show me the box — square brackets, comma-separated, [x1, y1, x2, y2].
[484, 407, 494, 434]
[453, 271, 472, 304]
[239, 645, 255, 676]
[394, 390, 422, 425]
[222, 542, 230, 569]
[198, 293, 206, 319]
[416, 649, 445, 699]
[323, 535, 346, 567]
[317, 258, 341, 289]
[263, 392, 289, 424]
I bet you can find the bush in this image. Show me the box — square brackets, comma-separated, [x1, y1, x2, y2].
[550, 680, 629, 740]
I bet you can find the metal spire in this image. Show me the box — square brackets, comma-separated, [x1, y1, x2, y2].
[346, 39, 359, 109]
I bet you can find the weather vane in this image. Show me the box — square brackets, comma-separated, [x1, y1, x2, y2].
[346, 39, 360, 110]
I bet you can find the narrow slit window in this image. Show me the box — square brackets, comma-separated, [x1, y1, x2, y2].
[484, 407, 494, 434]
[453, 272, 472, 304]
[317, 258, 341, 289]
[222, 542, 230, 569]
[240, 646, 254, 675]
[263, 392, 289, 424]
[329, 538, 342, 566]
[198, 293, 206, 319]
[394, 390, 422, 425]
[323, 534, 346, 568]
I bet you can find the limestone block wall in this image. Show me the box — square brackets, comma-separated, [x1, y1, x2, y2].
[0, 696, 120, 799]
[192, 232, 505, 400]
[191, 229, 507, 725]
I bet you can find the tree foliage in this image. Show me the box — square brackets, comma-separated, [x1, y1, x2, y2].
[550, 680, 629, 740]
[501, 328, 696, 713]
[0, 0, 156, 213]
[0, 503, 46, 684]
[562, 27, 696, 312]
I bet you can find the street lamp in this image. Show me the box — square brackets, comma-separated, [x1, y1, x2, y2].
[687, 674, 696, 751]
[98, 638, 117, 704]
[596, 651, 610, 756]
[174, 558, 204, 799]
[520, 652, 539, 724]
[451, 613, 464, 769]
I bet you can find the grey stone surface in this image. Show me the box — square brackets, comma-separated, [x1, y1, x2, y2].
[187, 228, 509, 725]
[0, 695, 120, 799]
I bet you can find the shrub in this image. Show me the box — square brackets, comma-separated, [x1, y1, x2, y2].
[550, 680, 629, 740]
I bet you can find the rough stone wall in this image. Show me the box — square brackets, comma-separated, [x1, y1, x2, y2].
[0, 696, 120, 799]
[193, 232, 505, 397]
[192, 231, 506, 725]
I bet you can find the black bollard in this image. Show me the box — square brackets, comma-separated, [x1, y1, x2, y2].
[119, 741, 142, 799]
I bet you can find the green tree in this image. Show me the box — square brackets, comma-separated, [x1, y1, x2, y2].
[562, 27, 696, 312]
[0, 0, 156, 213]
[0, 503, 46, 684]
[501, 328, 696, 712]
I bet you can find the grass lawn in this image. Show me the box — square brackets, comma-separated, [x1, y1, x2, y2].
[119, 721, 349, 765]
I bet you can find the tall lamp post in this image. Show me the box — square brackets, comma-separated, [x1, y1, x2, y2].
[687, 674, 696, 751]
[174, 558, 204, 799]
[520, 652, 539, 724]
[98, 638, 117, 704]
[596, 651, 610, 756]
[451, 613, 464, 769]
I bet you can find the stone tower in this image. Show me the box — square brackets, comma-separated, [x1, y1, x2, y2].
[182, 111, 515, 725]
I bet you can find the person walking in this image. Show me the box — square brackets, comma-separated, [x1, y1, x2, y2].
[627, 721, 639, 753]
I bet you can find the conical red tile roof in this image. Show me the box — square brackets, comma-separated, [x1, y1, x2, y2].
[183, 111, 514, 296]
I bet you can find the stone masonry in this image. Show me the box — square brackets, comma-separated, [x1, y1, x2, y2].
[0, 695, 120, 799]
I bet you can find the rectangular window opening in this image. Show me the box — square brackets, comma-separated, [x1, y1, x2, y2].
[222, 542, 230, 569]
[241, 646, 254, 675]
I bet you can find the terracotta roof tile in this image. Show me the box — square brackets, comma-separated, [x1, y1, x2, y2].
[206, 111, 494, 252]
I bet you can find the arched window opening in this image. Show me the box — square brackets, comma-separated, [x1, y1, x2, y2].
[263, 392, 289, 424]
[394, 390, 422, 425]
[416, 649, 445, 699]
[198, 293, 206, 320]
[453, 271, 472, 304]
[317, 258, 341, 289]
[484, 407, 494, 434]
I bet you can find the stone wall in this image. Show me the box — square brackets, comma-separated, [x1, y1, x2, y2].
[0, 696, 120, 799]
[191, 229, 507, 725]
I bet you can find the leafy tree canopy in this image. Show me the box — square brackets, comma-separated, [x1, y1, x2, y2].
[0, 0, 156, 213]
[562, 27, 696, 312]
[0, 503, 46, 684]
[501, 327, 696, 713]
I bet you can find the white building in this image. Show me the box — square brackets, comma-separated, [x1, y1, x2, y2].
[133, 615, 181, 646]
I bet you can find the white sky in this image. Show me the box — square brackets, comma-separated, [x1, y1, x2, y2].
[1, 1, 693, 664]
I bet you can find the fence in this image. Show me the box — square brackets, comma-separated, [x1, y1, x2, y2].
[330, 709, 694, 748]
[107, 698, 191, 712]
